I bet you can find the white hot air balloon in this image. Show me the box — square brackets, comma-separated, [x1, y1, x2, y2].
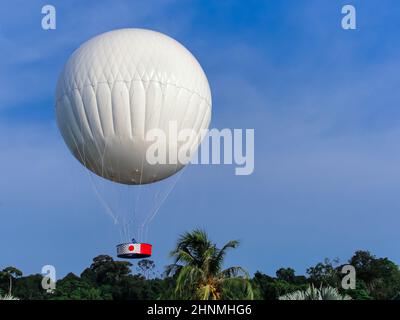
[56, 29, 212, 258]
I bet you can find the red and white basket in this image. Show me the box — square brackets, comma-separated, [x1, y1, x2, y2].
[116, 242, 152, 259]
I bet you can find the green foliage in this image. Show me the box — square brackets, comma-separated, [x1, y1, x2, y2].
[348, 250, 400, 300]
[166, 229, 253, 300]
[0, 294, 19, 300]
[345, 280, 373, 300]
[392, 292, 400, 300]
[279, 285, 351, 300]
[0, 232, 398, 300]
[45, 257, 175, 300]
[306, 258, 341, 287]
[0, 266, 23, 296]
[52, 273, 104, 300]
[253, 271, 308, 300]
[137, 259, 156, 279]
[13, 274, 48, 300]
[83, 254, 132, 286]
[276, 268, 296, 283]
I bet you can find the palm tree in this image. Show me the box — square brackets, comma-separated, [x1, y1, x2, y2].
[166, 229, 253, 300]
[279, 285, 351, 300]
[0, 267, 22, 296]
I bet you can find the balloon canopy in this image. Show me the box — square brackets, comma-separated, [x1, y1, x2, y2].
[56, 28, 212, 185]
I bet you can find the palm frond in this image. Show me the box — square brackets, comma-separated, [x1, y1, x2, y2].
[220, 277, 254, 300]
[220, 266, 249, 278]
[279, 285, 352, 300]
[174, 265, 204, 299]
[210, 240, 239, 274]
[0, 294, 19, 300]
[168, 229, 250, 300]
[165, 264, 183, 277]
[197, 284, 212, 300]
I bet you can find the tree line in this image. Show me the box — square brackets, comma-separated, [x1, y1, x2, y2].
[1, 229, 399, 300]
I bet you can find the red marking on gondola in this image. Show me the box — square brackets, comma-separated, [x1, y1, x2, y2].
[141, 243, 152, 255]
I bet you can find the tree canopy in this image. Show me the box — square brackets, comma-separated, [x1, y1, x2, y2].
[0, 234, 399, 301]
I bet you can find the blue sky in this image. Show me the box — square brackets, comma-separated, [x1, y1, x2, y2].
[1, 0, 400, 279]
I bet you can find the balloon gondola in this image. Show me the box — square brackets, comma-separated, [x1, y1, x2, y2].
[117, 239, 152, 259]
